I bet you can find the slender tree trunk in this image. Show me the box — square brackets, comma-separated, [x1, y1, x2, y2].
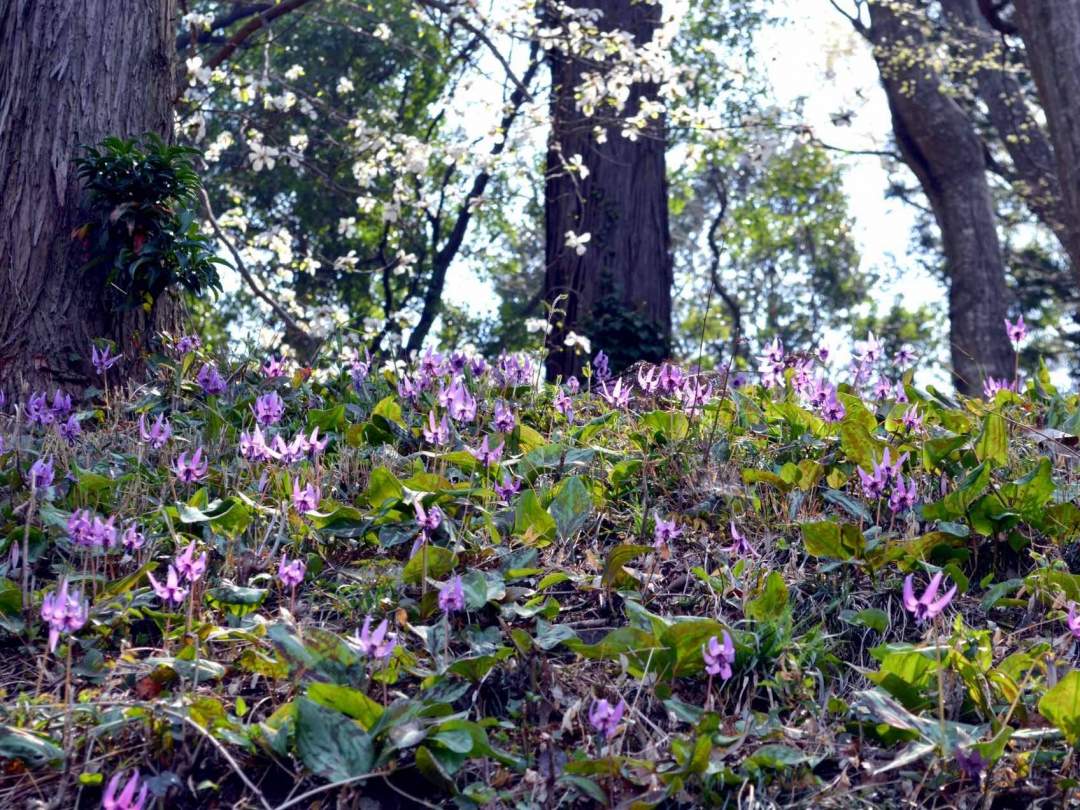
[542, 0, 672, 380]
[1012, 0, 1080, 288]
[866, 0, 1015, 393]
[0, 0, 179, 395]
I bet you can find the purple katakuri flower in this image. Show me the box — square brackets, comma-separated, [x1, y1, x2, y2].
[68, 509, 95, 546]
[415, 501, 443, 534]
[469, 435, 504, 467]
[148, 565, 188, 605]
[599, 377, 630, 409]
[50, 389, 72, 419]
[553, 389, 574, 420]
[354, 616, 397, 659]
[174, 448, 209, 483]
[423, 410, 450, 446]
[1005, 315, 1027, 345]
[728, 521, 756, 556]
[653, 514, 681, 549]
[58, 414, 81, 445]
[893, 345, 915, 368]
[588, 698, 625, 739]
[102, 768, 149, 810]
[292, 480, 321, 514]
[262, 355, 288, 379]
[174, 542, 207, 583]
[494, 474, 521, 502]
[901, 406, 923, 432]
[638, 364, 660, 394]
[888, 476, 918, 513]
[27, 391, 53, 425]
[40, 578, 88, 653]
[955, 746, 987, 781]
[493, 400, 516, 433]
[91, 343, 122, 377]
[176, 334, 201, 354]
[278, 553, 306, 588]
[447, 380, 477, 422]
[983, 376, 1018, 399]
[703, 631, 735, 680]
[121, 523, 146, 552]
[196, 362, 227, 395]
[901, 572, 956, 623]
[873, 376, 894, 402]
[438, 575, 465, 613]
[592, 350, 611, 382]
[239, 424, 277, 462]
[253, 391, 285, 426]
[138, 413, 172, 449]
[1066, 602, 1080, 640]
[29, 456, 54, 489]
[856, 331, 883, 364]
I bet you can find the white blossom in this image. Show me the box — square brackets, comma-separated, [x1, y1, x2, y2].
[525, 318, 552, 335]
[564, 331, 592, 353]
[565, 230, 591, 256]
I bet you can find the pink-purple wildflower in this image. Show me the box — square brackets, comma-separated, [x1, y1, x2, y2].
[902, 572, 956, 623]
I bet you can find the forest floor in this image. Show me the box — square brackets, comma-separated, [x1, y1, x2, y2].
[1, 342, 1079, 808]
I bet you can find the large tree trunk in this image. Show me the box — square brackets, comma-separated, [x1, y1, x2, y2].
[942, 0, 1078, 272]
[866, 0, 1015, 393]
[542, 0, 672, 380]
[1011, 0, 1080, 288]
[0, 0, 179, 395]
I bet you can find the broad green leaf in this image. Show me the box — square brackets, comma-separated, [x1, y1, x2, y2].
[1040, 670, 1080, 746]
[822, 488, 873, 522]
[204, 584, 267, 618]
[513, 491, 556, 544]
[800, 521, 850, 560]
[0, 725, 64, 767]
[402, 545, 457, 585]
[295, 698, 374, 781]
[549, 477, 592, 540]
[364, 467, 403, 509]
[306, 683, 384, 730]
[308, 403, 346, 431]
[746, 571, 788, 621]
[371, 395, 406, 428]
[840, 420, 881, 470]
[601, 544, 652, 588]
[640, 410, 690, 442]
[974, 412, 1008, 465]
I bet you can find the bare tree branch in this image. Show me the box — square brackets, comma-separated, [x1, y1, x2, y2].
[405, 44, 543, 354]
[199, 187, 319, 355]
[205, 0, 319, 71]
[176, 4, 272, 52]
[977, 0, 1020, 34]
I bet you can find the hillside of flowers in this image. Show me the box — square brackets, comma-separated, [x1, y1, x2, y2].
[3, 324, 1080, 808]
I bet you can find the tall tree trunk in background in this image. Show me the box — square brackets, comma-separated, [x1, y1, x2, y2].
[0, 0, 179, 395]
[1011, 0, 1080, 288]
[943, 0, 1077, 271]
[865, 0, 1015, 393]
[542, 0, 672, 381]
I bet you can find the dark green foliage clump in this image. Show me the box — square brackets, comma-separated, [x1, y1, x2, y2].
[75, 134, 224, 310]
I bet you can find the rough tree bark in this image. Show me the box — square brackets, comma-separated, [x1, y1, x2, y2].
[542, 0, 673, 380]
[864, 0, 1015, 393]
[942, 0, 1077, 272]
[1010, 0, 1080, 288]
[0, 0, 179, 394]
